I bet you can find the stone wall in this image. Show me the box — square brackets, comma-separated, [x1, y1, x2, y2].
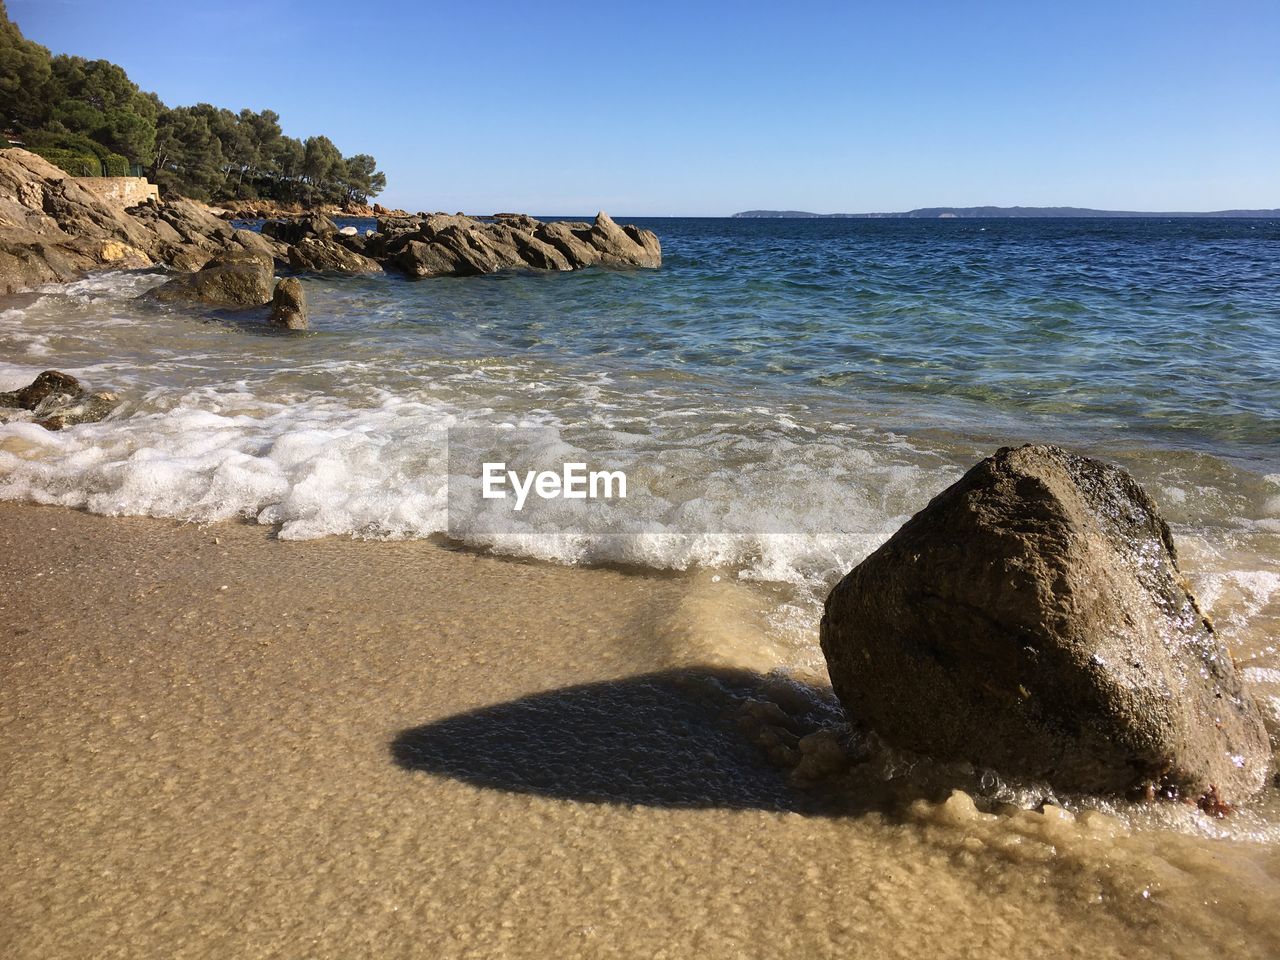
[71, 176, 159, 209]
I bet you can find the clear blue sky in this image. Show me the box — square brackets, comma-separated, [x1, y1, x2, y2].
[13, 0, 1279, 215]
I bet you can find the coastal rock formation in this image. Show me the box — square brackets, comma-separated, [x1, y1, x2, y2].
[0, 149, 157, 291]
[287, 237, 383, 274]
[381, 211, 659, 278]
[0, 369, 118, 430]
[262, 213, 338, 245]
[534, 221, 601, 268]
[149, 248, 275, 308]
[0, 147, 660, 296]
[268, 277, 308, 330]
[820, 444, 1272, 804]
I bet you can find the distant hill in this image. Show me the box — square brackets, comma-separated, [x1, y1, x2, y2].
[733, 207, 1280, 219]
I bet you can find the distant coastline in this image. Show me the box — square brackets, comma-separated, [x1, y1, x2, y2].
[733, 206, 1280, 219]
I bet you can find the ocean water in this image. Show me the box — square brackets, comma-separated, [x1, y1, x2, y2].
[0, 217, 1277, 657]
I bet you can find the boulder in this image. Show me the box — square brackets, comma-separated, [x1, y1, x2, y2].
[335, 231, 368, 254]
[433, 223, 524, 274]
[148, 197, 235, 248]
[262, 213, 338, 245]
[0, 370, 83, 409]
[534, 221, 601, 268]
[585, 211, 661, 268]
[149, 247, 275, 307]
[820, 444, 1272, 804]
[0, 369, 117, 430]
[492, 213, 540, 232]
[33, 391, 118, 430]
[287, 237, 383, 274]
[392, 239, 467, 278]
[490, 223, 572, 271]
[268, 277, 308, 330]
[228, 227, 287, 263]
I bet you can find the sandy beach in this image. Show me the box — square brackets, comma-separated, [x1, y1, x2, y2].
[2, 502, 1277, 959]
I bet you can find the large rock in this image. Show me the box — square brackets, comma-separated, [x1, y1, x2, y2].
[268, 277, 308, 329]
[0, 149, 157, 291]
[820, 444, 1272, 804]
[149, 247, 275, 307]
[0, 227, 97, 292]
[534, 221, 601, 268]
[585, 211, 662, 268]
[228, 227, 288, 264]
[392, 239, 467, 278]
[490, 223, 571, 271]
[287, 237, 383, 274]
[262, 213, 338, 245]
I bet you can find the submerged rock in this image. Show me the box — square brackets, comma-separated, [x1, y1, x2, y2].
[33, 391, 118, 430]
[268, 277, 308, 330]
[0, 369, 83, 409]
[0, 369, 117, 429]
[149, 247, 275, 308]
[820, 443, 1272, 803]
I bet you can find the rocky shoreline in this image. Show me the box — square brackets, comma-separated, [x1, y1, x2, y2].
[0, 144, 662, 427]
[0, 147, 661, 299]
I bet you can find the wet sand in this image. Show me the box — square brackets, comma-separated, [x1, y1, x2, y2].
[2, 503, 1278, 959]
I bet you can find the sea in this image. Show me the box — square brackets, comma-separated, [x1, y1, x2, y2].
[1, 215, 1277, 667]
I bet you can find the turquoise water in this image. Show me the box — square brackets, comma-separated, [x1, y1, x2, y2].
[324, 216, 1280, 460]
[1, 217, 1277, 648]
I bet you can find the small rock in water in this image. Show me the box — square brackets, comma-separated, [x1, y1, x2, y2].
[0, 370, 83, 410]
[34, 391, 118, 431]
[820, 443, 1273, 804]
[0, 370, 118, 430]
[268, 277, 308, 330]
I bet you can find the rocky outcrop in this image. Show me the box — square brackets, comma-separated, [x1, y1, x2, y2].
[820, 444, 1272, 805]
[0, 150, 156, 291]
[0, 149, 261, 289]
[262, 213, 338, 245]
[268, 277, 308, 330]
[0, 369, 118, 430]
[149, 248, 275, 308]
[380, 211, 660, 278]
[587, 212, 662, 268]
[0, 147, 660, 297]
[287, 237, 383, 274]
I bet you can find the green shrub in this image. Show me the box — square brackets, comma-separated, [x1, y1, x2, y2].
[101, 153, 129, 177]
[26, 144, 131, 177]
[29, 146, 100, 177]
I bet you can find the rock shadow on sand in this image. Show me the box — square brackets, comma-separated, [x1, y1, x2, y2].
[391, 668, 849, 813]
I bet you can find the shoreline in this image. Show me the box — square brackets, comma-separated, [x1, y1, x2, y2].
[2, 502, 1279, 958]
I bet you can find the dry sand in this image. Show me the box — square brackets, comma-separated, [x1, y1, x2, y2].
[2, 503, 1277, 959]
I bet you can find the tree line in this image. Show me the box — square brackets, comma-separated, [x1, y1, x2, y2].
[0, 2, 385, 205]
